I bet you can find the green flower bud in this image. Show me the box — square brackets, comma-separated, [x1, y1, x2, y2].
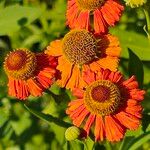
[65, 126, 80, 141]
[125, 0, 147, 8]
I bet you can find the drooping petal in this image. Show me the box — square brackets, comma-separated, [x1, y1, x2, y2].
[94, 9, 107, 34]
[94, 115, 105, 141]
[66, 65, 84, 89]
[84, 114, 95, 135]
[76, 11, 90, 30]
[57, 56, 74, 88]
[115, 111, 140, 130]
[105, 116, 125, 141]
[123, 76, 139, 89]
[27, 79, 43, 97]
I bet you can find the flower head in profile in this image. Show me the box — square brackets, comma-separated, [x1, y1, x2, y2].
[45, 29, 121, 90]
[66, 0, 124, 34]
[66, 69, 145, 142]
[4, 48, 58, 100]
[126, 0, 146, 8]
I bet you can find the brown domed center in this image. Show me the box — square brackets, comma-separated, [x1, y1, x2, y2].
[76, 0, 104, 10]
[91, 85, 110, 102]
[6, 50, 27, 70]
[62, 30, 98, 65]
[4, 49, 37, 80]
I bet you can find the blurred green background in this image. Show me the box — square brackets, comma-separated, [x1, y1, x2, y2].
[0, 0, 150, 150]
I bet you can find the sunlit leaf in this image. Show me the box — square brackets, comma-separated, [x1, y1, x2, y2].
[0, 5, 41, 35]
[110, 28, 150, 61]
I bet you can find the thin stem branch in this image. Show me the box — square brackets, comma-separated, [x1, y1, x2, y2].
[143, 5, 150, 39]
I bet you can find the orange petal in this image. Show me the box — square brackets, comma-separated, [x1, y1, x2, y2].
[67, 100, 84, 115]
[115, 111, 140, 130]
[123, 76, 138, 89]
[73, 109, 89, 127]
[57, 56, 73, 88]
[84, 114, 95, 135]
[45, 40, 63, 56]
[16, 80, 29, 100]
[27, 79, 43, 97]
[90, 56, 119, 72]
[8, 78, 29, 100]
[76, 11, 90, 30]
[66, 65, 84, 89]
[94, 115, 105, 141]
[8, 77, 17, 98]
[66, 0, 79, 28]
[94, 9, 107, 34]
[108, 71, 123, 83]
[82, 68, 96, 84]
[105, 116, 124, 142]
[72, 88, 84, 98]
[129, 89, 145, 101]
[70, 105, 85, 119]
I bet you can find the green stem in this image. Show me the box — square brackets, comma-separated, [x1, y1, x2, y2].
[105, 141, 113, 150]
[24, 104, 72, 128]
[84, 142, 89, 150]
[143, 5, 150, 39]
[119, 137, 126, 150]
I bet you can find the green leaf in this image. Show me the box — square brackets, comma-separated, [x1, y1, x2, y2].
[0, 0, 5, 8]
[10, 113, 31, 136]
[122, 131, 150, 150]
[110, 28, 150, 61]
[83, 137, 95, 150]
[0, 5, 41, 35]
[142, 110, 150, 132]
[119, 136, 134, 150]
[66, 140, 83, 150]
[128, 49, 144, 88]
[0, 109, 8, 128]
[24, 104, 72, 128]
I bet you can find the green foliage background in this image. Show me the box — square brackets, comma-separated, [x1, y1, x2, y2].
[0, 0, 150, 150]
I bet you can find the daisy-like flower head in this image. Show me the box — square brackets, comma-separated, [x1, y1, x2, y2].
[4, 48, 58, 100]
[126, 0, 147, 8]
[66, 69, 145, 142]
[45, 29, 121, 90]
[66, 0, 124, 34]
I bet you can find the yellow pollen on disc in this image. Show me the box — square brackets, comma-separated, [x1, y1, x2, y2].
[4, 49, 37, 80]
[62, 30, 98, 65]
[84, 80, 121, 116]
[76, 0, 104, 10]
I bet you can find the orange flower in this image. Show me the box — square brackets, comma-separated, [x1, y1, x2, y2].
[45, 29, 121, 90]
[66, 69, 145, 142]
[66, 0, 124, 34]
[4, 49, 58, 100]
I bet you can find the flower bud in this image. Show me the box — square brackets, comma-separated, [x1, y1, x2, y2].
[65, 126, 80, 141]
[125, 0, 147, 8]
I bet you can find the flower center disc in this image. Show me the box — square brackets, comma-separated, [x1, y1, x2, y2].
[6, 50, 27, 70]
[84, 80, 121, 116]
[4, 49, 37, 80]
[62, 30, 97, 65]
[76, 0, 104, 10]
